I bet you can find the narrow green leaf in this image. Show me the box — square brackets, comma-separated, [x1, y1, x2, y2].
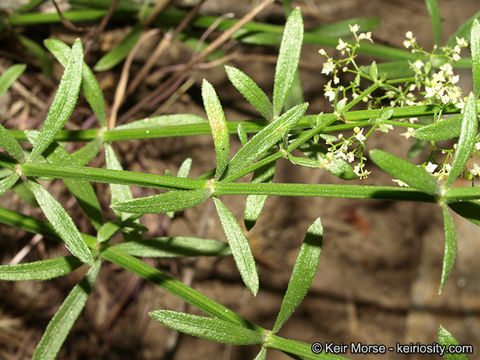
[97, 221, 121, 243]
[438, 326, 469, 360]
[440, 204, 457, 293]
[225, 66, 273, 122]
[177, 158, 192, 178]
[202, 79, 230, 180]
[0, 64, 26, 100]
[32, 260, 100, 360]
[415, 114, 462, 141]
[94, 24, 142, 71]
[408, 139, 429, 158]
[237, 123, 247, 146]
[224, 102, 308, 179]
[273, 7, 303, 117]
[112, 188, 211, 214]
[0, 256, 82, 281]
[244, 161, 275, 231]
[27, 132, 104, 230]
[0, 123, 25, 163]
[105, 143, 134, 221]
[12, 181, 38, 206]
[310, 17, 380, 38]
[448, 200, 480, 226]
[115, 114, 206, 130]
[15, 0, 48, 13]
[68, 0, 139, 12]
[471, 19, 480, 98]
[112, 236, 231, 257]
[446, 93, 478, 186]
[446, 11, 480, 47]
[272, 218, 323, 333]
[44, 38, 107, 126]
[213, 197, 259, 295]
[31, 39, 83, 160]
[70, 137, 103, 166]
[17, 34, 53, 78]
[253, 348, 267, 360]
[425, 0, 442, 46]
[150, 310, 263, 345]
[369, 149, 440, 195]
[0, 173, 19, 196]
[27, 180, 94, 265]
[283, 71, 304, 112]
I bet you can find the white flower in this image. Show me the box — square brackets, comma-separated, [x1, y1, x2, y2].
[432, 71, 446, 83]
[318, 48, 327, 56]
[409, 118, 418, 123]
[392, 179, 409, 187]
[345, 152, 355, 163]
[405, 31, 414, 39]
[324, 80, 336, 102]
[451, 75, 460, 84]
[456, 37, 468, 47]
[471, 163, 480, 176]
[400, 127, 415, 139]
[403, 39, 412, 49]
[321, 58, 335, 75]
[353, 164, 370, 179]
[349, 24, 360, 34]
[336, 39, 348, 54]
[354, 127, 366, 142]
[425, 162, 438, 173]
[452, 53, 461, 62]
[440, 63, 453, 75]
[425, 86, 436, 98]
[412, 60, 424, 70]
[358, 32, 372, 42]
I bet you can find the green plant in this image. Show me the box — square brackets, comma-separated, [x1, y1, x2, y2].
[0, 0, 479, 359]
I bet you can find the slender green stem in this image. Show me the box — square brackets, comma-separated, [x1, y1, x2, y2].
[342, 83, 380, 113]
[7, 105, 466, 143]
[213, 182, 437, 202]
[21, 163, 209, 190]
[101, 246, 264, 331]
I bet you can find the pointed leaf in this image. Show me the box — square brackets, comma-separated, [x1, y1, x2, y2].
[112, 236, 231, 257]
[202, 79, 230, 180]
[225, 66, 273, 122]
[0, 123, 25, 163]
[0, 256, 82, 281]
[70, 138, 103, 166]
[425, 0, 442, 46]
[253, 348, 267, 360]
[448, 200, 480, 226]
[213, 197, 259, 295]
[369, 149, 440, 195]
[446, 93, 478, 186]
[438, 326, 469, 360]
[44, 38, 107, 126]
[471, 19, 480, 98]
[0, 173, 19, 196]
[94, 24, 142, 71]
[112, 188, 211, 214]
[31, 39, 83, 160]
[115, 114, 206, 130]
[105, 143, 134, 221]
[27, 180, 94, 265]
[273, 7, 303, 117]
[273, 218, 323, 333]
[224, 102, 308, 179]
[244, 161, 275, 230]
[17, 34, 53, 78]
[414, 114, 462, 141]
[97, 221, 121, 243]
[150, 310, 263, 345]
[32, 260, 100, 360]
[446, 11, 480, 47]
[177, 158, 192, 178]
[440, 204, 457, 293]
[27, 132, 104, 230]
[0, 64, 26, 99]
[237, 123, 248, 146]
